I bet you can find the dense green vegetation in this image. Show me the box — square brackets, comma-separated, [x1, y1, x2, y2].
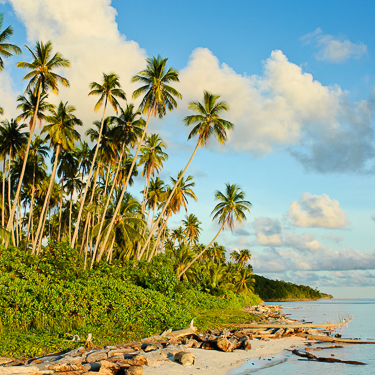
[0, 244, 261, 358]
[254, 275, 333, 301]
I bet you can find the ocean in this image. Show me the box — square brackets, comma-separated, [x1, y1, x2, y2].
[228, 298, 375, 374]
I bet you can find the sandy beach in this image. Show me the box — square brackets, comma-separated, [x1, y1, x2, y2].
[142, 337, 306, 375]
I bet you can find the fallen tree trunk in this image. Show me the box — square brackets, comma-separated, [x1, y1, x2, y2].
[296, 333, 375, 344]
[230, 318, 352, 329]
[292, 349, 367, 365]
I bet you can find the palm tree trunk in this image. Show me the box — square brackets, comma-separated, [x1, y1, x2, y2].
[178, 219, 227, 279]
[80, 212, 90, 255]
[106, 235, 116, 262]
[6, 82, 42, 238]
[139, 140, 201, 260]
[69, 189, 73, 243]
[24, 159, 36, 250]
[71, 98, 108, 248]
[2, 158, 5, 227]
[57, 173, 64, 241]
[96, 110, 153, 262]
[90, 144, 125, 265]
[32, 145, 61, 254]
[148, 213, 170, 262]
[7, 149, 12, 228]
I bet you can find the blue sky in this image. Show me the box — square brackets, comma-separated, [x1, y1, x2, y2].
[1, 0, 374, 298]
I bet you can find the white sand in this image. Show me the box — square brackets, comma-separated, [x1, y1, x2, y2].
[142, 337, 306, 375]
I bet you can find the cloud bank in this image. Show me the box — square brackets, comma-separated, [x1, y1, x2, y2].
[288, 193, 349, 228]
[302, 28, 367, 63]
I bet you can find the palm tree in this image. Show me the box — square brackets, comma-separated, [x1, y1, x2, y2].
[7, 41, 70, 238]
[16, 89, 55, 127]
[179, 183, 251, 278]
[233, 267, 255, 294]
[171, 226, 185, 246]
[238, 249, 252, 269]
[141, 90, 233, 256]
[23, 136, 48, 249]
[71, 73, 126, 249]
[93, 105, 145, 262]
[0, 119, 28, 243]
[138, 134, 168, 215]
[32, 101, 82, 254]
[75, 141, 91, 200]
[146, 173, 197, 261]
[0, 13, 22, 71]
[182, 214, 202, 247]
[208, 242, 226, 263]
[98, 55, 182, 259]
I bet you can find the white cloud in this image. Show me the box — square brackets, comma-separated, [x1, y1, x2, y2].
[0, 70, 20, 119]
[302, 28, 367, 63]
[253, 217, 283, 246]
[179, 48, 375, 173]
[288, 193, 349, 228]
[284, 232, 323, 252]
[8, 0, 147, 130]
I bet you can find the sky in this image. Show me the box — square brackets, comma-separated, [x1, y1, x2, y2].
[0, 0, 374, 298]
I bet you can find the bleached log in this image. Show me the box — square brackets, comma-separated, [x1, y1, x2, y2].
[296, 333, 375, 344]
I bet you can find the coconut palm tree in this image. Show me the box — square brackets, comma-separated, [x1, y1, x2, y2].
[171, 226, 185, 246]
[32, 101, 82, 254]
[7, 41, 70, 238]
[0, 13, 22, 71]
[233, 267, 255, 294]
[182, 214, 202, 248]
[146, 173, 197, 261]
[16, 89, 55, 127]
[138, 134, 168, 215]
[75, 141, 91, 200]
[0, 119, 28, 244]
[71, 72, 126, 249]
[237, 249, 252, 269]
[141, 90, 233, 256]
[179, 183, 251, 278]
[98, 56, 182, 259]
[208, 242, 226, 263]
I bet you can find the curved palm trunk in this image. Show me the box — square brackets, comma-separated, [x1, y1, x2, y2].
[2, 159, 5, 227]
[71, 98, 108, 248]
[178, 218, 227, 279]
[6, 83, 42, 239]
[96, 111, 152, 262]
[90, 144, 125, 266]
[148, 212, 170, 262]
[32, 146, 61, 254]
[24, 158, 36, 250]
[139, 140, 201, 260]
[57, 173, 64, 241]
[69, 189, 73, 243]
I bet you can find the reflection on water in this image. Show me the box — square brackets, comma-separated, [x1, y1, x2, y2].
[229, 299, 375, 375]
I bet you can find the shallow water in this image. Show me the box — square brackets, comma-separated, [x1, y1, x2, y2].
[228, 298, 375, 374]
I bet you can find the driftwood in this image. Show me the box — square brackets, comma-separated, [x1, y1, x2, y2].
[231, 318, 352, 329]
[296, 333, 375, 344]
[292, 349, 367, 365]
[174, 351, 195, 366]
[305, 345, 343, 351]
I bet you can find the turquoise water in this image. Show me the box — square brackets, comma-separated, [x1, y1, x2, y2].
[229, 298, 375, 374]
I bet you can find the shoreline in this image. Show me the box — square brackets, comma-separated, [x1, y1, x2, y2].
[142, 337, 306, 375]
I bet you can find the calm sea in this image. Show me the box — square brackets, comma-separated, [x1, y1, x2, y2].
[229, 298, 375, 374]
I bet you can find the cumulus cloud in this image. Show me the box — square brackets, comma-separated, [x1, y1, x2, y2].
[179, 48, 375, 173]
[284, 232, 323, 252]
[0, 70, 19, 119]
[253, 217, 283, 246]
[302, 28, 367, 63]
[8, 0, 147, 129]
[252, 244, 375, 274]
[288, 193, 349, 228]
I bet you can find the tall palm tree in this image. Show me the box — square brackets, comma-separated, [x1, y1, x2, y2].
[0, 119, 28, 243]
[179, 183, 251, 278]
[182, 213, 202, 248]
[7, 41, 70, 238]
[138, 134, 168, 215]
[32, 101, 82, 253]
[171, 226, 185, 246]
[71, 72, 126, 248]
[0, 13, 22, 71]
[146, 173, 197, 261]
[23, 136, 48, 249]
[16, 89, 55, 128]
[75, 141, 91, 200]
[98, 55, 182, 259]
[208, 242, 226, 263]
[141, 90, 233, 256]
[237, 249, 252, 269]
[93, 105, 145, 262]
